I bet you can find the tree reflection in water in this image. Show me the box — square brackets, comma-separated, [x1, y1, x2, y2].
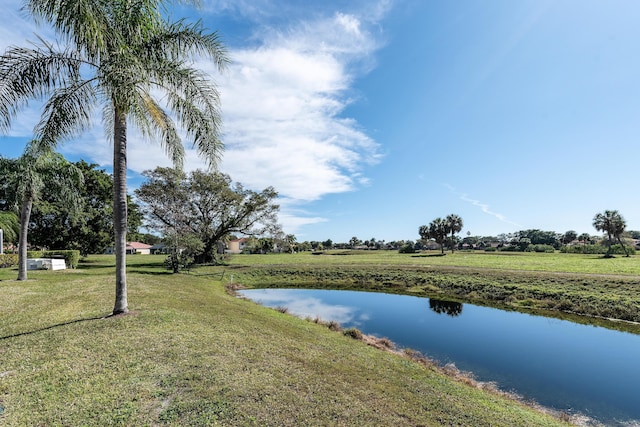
[429, 299, 463, 317]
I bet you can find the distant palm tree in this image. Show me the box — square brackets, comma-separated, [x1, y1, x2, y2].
[593, 210, 628, 257]
[419, 218, 449, 254]
[445, 214, 463, 254]
[0, 0, 227, 313]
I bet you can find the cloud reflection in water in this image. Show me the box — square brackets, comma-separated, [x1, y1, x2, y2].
[240, 289, 364, 326]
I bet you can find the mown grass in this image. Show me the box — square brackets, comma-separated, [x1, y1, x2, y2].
[0, 255, 571, 426]
[225, 249, 640, 276]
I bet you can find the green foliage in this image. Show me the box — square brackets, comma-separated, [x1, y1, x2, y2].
[593, 210, 629, 256]
[561, 244, 636, 255]
[42, 250, 80, 269]
[135, 167, 279, 263]
[23, 250, 81, 268]
[0, 210, 19, 243]
[25, 161, 142, 255]
[398, 244, 416, 253]
[524, 244, 555, 253]
[0, 253, 18, 267]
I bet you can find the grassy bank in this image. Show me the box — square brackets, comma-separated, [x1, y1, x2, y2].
[220, 251, 640, 329]
[0, 255, 571, 426]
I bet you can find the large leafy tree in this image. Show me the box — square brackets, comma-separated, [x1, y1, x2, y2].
[27, 161, 142, 255]
[419, 218, 450, 254]
[0, 0, 227, 314]
[593, 210, 629, 257]
[445, 214, 463, 254]
[135, 167, 280, 264]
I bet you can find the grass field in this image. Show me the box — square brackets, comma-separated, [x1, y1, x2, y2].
[225, 249, 640, 276]
[0, 254, 575, 426]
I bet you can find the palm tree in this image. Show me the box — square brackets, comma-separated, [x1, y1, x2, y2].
[419, 218, 450, 254]
[7, 144, 83, 280]
[0, 211, 19, 254]
[0, 0, 227, 314]
[593, 210, 629, 257]
[445, 214, 463, 254]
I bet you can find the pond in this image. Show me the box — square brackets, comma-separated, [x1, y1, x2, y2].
[238, 288, 640, 426]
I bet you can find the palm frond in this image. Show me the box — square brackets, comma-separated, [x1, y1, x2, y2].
[23, 0, 112, 60]
[144, 20, 229, 72]
[129, 91, 185, 169]
[34, 80, 97, 151]
[0, 40, 85, 133]
[0, 211, 20, 242]
[148, 63, 223, 168]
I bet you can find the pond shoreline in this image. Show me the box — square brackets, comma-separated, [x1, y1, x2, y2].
[230, 284, 597, 427]
[227, 263, 640, 335]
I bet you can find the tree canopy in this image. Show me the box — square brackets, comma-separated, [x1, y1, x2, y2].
[593, 210, 628, 257]
[135, 167, 280, 263]
[419, 218, 450, 254]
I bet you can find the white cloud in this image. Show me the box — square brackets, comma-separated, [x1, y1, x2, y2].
[1, 1, 389, 237]
[445, 184, 522, 228]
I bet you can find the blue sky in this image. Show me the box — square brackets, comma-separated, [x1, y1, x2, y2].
[1, 0, 639, 243]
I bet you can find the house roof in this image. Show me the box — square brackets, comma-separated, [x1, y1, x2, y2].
[229, 238, 249, 243]
[127, 242, 153, 249]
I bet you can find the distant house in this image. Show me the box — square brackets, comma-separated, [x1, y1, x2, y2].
[150, 243, 169, 254]
[128, 242, 152, 255]
[226, 238, 249, 254]
[105, 241, 153, 255]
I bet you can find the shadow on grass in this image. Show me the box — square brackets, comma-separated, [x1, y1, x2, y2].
[411, 253, 447, 258]
[126, 269, 174, 276]
[0, 315, 108, 341]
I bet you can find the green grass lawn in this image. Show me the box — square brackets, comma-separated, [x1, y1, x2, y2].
[0, 255, 572, 426]
[226, 249, 640, 276]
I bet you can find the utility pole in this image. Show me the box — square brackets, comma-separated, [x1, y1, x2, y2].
[0, 228, 3, 254]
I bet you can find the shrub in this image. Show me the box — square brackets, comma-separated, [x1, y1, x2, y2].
[343, 328, 363, 340]
[398, 244, 415, 254]
[21, 250, 80, 268]
[561, 244, 635, 255]
[42, 250, 81, 269]
[0, 253, 18, 268]
[484, 247, 497, 252]
[524, 244, 555, 253]
[27, 250, 44, 258]
[327, 320, 341, 331]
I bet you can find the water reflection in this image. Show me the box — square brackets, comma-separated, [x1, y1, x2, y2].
[238, 288, 640, 426]
[429, 299, 463, 317]
[239, 288, 367, 326]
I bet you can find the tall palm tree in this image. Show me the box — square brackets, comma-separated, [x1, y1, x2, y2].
[593, 210, 629, 257]
[445, 214, 463, 254]
[0, 0, 227, 314]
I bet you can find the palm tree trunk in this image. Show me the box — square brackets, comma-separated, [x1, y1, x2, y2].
[17, 196, 33, 281]
[112, 107, 129, 314]
[606, 232, 613, 257]
[617, 236, 629, 257]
